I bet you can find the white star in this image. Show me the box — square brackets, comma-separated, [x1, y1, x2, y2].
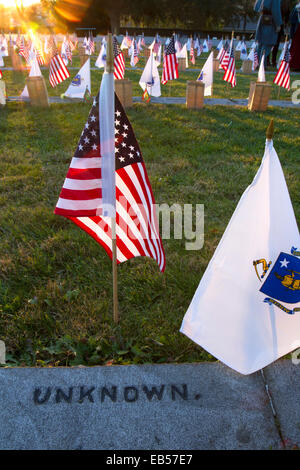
[121, 142, 126, 148]
[85, 123, 89, 129]
[115, 128, 119, 134]
[115, 119, 120, 126]
[92, 144, 97, 150]
[93, 99, 97, 106]
[129, 145, 134, 151]
[78, 144, 83, 151]
[84, 137, 90, 144]
[119, 156, 125, 162]
[136, 151, 140, 156]
[129, 153, 134, 158]
[91, 130, 97, 137]
[280, 258, 290, 268]
[116, 110, 121, 117]
[115, 137, 119, 143]
[90, 115, 96, 122]
[122, 132, 128, 138]
[115, 147, 119, 153]
[123, 124, 128, 130]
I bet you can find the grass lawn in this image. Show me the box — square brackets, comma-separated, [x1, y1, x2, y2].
[0, 60, 299, 367]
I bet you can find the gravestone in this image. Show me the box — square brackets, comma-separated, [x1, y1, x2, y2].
[0, 362, 281, 450]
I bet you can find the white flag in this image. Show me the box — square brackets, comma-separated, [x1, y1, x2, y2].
[240, 42, 248, 61]
[139, 52, 161, 97]
[64, 58, 91, 99]
[20, 56, 42, 98]
[257, 53, 266, 82]
[176, 43, 188, 67]
[202, 40, 208, 53]
[216, 39, 223, 51]
[95, 42, 106, 68]
[180, 135, 300, 375]
[198, 51, 213, 96]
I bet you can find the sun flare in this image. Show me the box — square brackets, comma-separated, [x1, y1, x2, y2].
[0, 0, 40, 7]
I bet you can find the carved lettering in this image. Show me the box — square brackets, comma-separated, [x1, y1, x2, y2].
[124, 386, 139, 402]
[100, 386, 117, 403]
[55, 387, 73, 403]
[171, 384, 188, 400]
[142, 385, 165, 401]
[78, 386, 95, 403]
[33, 387, 51, 404]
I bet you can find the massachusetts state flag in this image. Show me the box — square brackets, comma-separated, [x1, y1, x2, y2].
[180, 129, 300, 375]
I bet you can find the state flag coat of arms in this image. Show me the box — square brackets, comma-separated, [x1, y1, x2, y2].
[180, 126, 300, 375]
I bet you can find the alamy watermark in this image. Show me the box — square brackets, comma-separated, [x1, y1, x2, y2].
[291, 80, 300, 104]
[291, 348, 300, 365]
[102, 199, 204, 251]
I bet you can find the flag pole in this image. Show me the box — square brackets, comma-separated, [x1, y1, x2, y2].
[266, 118, 274, 141]
[106, 32, 119, 324]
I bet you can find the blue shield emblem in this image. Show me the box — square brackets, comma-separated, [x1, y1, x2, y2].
[71, 74, 81, 86]
[260, 252, 300, 304]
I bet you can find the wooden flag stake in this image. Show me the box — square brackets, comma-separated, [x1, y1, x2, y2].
[106, 32, 119, 323]
[266, 119, 274, 140]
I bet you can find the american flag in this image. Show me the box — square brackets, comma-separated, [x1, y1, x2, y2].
[253, 47, 259, 71]
[130, 38, 139, 67]
[86, 33, 95, 55]
[36, 47, 45, 66]
[223, 41, 236, 88]
[113, 36, 125, 80]
[17, 36, 29, 63]
[48, 37, 70, 87]
[273, 42, 291, 90]
[161, 35, 178, 85]
[219, 40, 230, 71]
[55, 93, 165, 272]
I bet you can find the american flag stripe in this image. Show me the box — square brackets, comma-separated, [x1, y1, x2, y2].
[113, 36, 125, 80]
[55, 93, 165, 272]
[116, 165, 162, 266]
[114, 53, 125, 79]
[161, 36, 178, 85]
[273, 60, 290, 89]
[49, 54, 70, 87]
[162, 54, 178, 84]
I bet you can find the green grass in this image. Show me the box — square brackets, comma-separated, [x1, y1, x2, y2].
[1, 51, 295, 101]
[0, 91, 299, 367]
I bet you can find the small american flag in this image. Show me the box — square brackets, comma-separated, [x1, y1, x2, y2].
[223, 41, 236, 88]
[220, 40, 230, 71]
[130, 38, 139, 67]
[273, 42, 291, 90]
[161, 35, 178, 85]
[253, 47, 259, 71]
[86, 33, 95, 55]
[113, 36, 125, 80]
[18, 36, 29, 63]
[55, 93, 165, 272]
[48, 37, 70, 87]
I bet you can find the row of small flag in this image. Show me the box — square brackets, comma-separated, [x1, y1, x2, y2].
[0, 32, 292, 93]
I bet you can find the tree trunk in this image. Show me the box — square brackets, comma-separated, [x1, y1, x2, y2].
[109, 10, 120, 35]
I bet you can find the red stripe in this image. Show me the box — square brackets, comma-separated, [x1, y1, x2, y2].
[117, 165, 160, 265]
[131, 164, 161, 264]
[59, 187, 102, 200]
[66, 167, 101, 179]
[54, 207, 100, 217]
